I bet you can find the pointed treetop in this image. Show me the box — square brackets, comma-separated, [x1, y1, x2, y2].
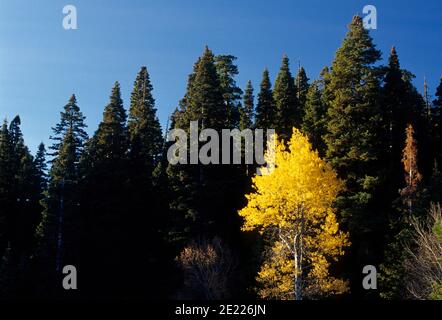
[388, 46, 400, 70]
[336, 14, 381, 67]
[391, 46, 397, 55]
[273, 54, 298, 138]
[128, 65, 162, 162]
[239, 80, 255, 130]
[403, 123, 422, 186]
[295, 67, 309, 87]
[280, 54, 290, 70]
[351, 15, 363, 25]
[69, 94, 77, 103]
[103, 81, 126, 124]
[1, 119, 8, 132]
[34, 142, 47, 174]
[255, 68, 275, 129]
[10, 115, 21, 126]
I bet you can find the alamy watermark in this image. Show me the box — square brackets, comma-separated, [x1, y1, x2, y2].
[362, 265, 378, 290]
[63, 4, 78, 30]
[363, 5, 377, 30]
[62, 265, 77, 290]
[167, 121, 276, 175]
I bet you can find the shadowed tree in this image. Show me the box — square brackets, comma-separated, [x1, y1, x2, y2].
[81, 82, 129, 297]
[295, 66, 309, 119]
[255, 69, 275, 130]
[239, 80, 254, 131]
[324, 15, 385, 297]
[273, 55, 298, 140]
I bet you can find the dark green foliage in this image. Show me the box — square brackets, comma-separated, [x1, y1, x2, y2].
[34, 143, 47, 191]
[324, 15, 385, 296]
[301, 70, 327, 156]
[86, 82, 127, 164]
[429, 161, 442, 203]
[0, 117, 45, 297]
[295, 66, 310, 119]
[167, 48, 251, 298]
[168, 46, 228, 242]
[239, 80, 254, 130]
[382, 48, 416, 199]
[80, 82, 130, 297]
[215, 55, 243, 128]
[0, 121, 13, 260]
[35, 95, 87, 297]
[128, 66, 163, 165]
[175, 46, 227, 131]
[379, 227, 412, 299]
[379, 49, 435, 299]
[127, 67, 169, 298]
[255, 69, 275, 130]
[49, 94, 88, 160]
[273, 55, 299, 140]
[433, 78, 442, 168]
[381, 48, 431, 198]
[325, 15, 383, 231]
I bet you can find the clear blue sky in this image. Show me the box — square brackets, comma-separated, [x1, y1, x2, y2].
[1, 0, 442, 153]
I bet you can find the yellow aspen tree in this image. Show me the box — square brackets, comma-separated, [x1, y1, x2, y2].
[239, 128, 350, 300]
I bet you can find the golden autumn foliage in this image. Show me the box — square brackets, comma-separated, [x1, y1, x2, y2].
[239, 128, 350, 300]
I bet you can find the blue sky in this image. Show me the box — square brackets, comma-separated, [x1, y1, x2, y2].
[1, 0, 442, 153]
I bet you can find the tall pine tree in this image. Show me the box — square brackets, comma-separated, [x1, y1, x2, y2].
[215, 55, 243, 128]
[324, 15, 384, 297]
[239, 80, 254, 130]
[301, 68, 328, 156]
[433, 78, 442, 169]
[168, 47, 227, 243]
[295, 66, 309, 119]
[255, 69, 275, 130]
[127, 66, 168, 298]
[36, 95, 87, 297]
[81, 82, 129, 297]
[0, 121, 13, 260]
[273, 55, 298, 140]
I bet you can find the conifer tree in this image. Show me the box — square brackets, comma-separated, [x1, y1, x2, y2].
[215, 55, 243, 128]
[324, 15, 384, 296]
[295, 66, 309, 118]
[273, 55, 298, 140]
[2, 117, 41, 260]
[38, 129, 79, 273]
[168, 47, 228, 243]
[127, 67, 168, 297]
[34, 143, 47, 192]
[128, 66, 163, 166]
[381, 47, 425, 200]
[255, 69, 275, 130]
[433, 78, 442, 167]
[81, 82, 130, 297]
[88, 82, 127, 163]
[0, 121, 13, 260]
[239, 80, 254, 130]
[174, 46, 226, 131]
[0, 117, 45, 296]
[380, 124, 426, 299]
[301, 79, 327, 156]
[167, 50, 247, 299]
[50, 94, 88, 159]
[36, 95, 87, 296]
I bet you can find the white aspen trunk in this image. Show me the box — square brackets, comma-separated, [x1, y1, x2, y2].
[294, 209, 304, 300]
[293, 233, 299, 300]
